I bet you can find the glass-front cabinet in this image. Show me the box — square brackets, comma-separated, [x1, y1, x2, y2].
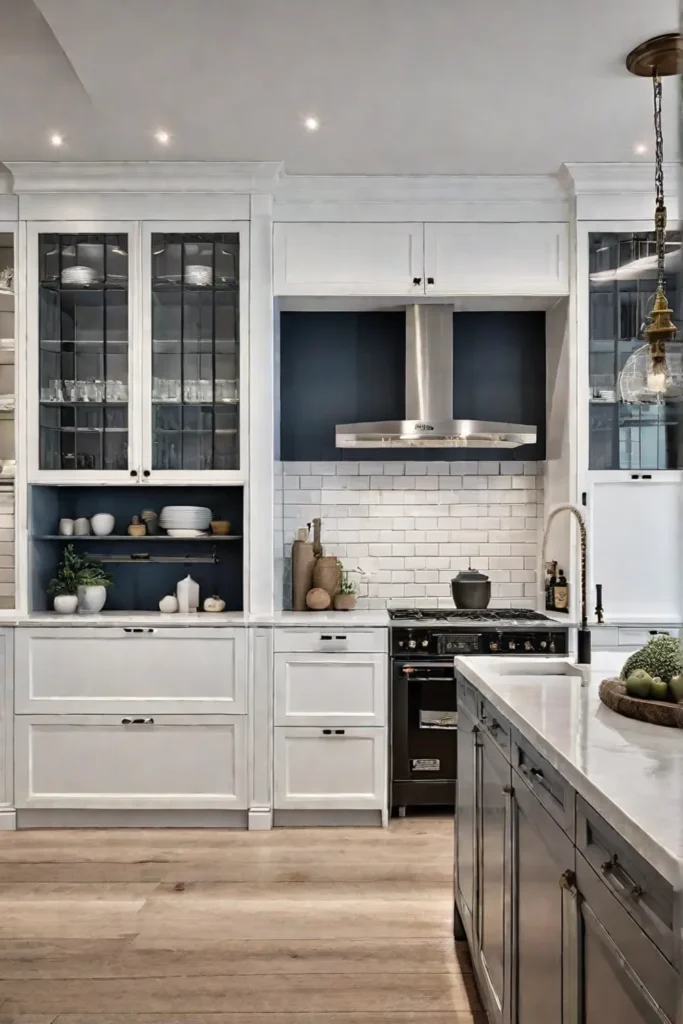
[588, 230, 682, 471]
[146, 229, 241, 478]
[28, 221, 247, 482]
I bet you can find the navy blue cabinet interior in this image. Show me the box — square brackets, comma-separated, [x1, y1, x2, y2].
[279, 311, 546, 461]
[29, 485, 243, 612]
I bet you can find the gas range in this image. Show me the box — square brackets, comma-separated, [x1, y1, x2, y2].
[389, 607, 568, 657]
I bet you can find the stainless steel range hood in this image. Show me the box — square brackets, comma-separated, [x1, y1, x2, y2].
[335, 305, 537, 449]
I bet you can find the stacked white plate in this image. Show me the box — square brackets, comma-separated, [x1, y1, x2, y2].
[159, 505, 212, 537]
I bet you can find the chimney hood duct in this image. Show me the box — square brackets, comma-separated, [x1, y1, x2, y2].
[335, 305, 537, 449]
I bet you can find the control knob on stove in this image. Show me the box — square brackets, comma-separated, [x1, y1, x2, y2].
[421, 639, 429, 648]
[524, 639, 534, 652]
[489, 640, 499, 652]
[408, 639, 417, 649]
[539, 640, 548, 650]
[508, 639, 517, 651]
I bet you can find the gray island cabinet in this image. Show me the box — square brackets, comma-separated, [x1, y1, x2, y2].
[454, 661, 682, 1024]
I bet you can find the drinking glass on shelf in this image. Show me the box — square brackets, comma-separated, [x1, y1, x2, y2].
[64, 380, 76, 402]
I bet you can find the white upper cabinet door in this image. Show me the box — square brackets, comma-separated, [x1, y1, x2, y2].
[424, 222, 569, 296]
[273, 222, 425, 295]
[589, 476, 682, 622]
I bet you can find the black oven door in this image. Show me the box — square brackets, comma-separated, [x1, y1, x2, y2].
[391, 660, 458, 809]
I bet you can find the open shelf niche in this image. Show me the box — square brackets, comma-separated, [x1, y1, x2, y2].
[29, 484, 243, 612]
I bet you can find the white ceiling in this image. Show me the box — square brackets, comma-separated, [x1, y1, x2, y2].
[0, 0, 678, 174]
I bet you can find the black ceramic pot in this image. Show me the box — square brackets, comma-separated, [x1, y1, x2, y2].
[451, 568, 491, 610]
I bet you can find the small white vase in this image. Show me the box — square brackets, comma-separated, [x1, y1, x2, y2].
[53, 594, 78, 615]
[176, 574, 199, 613]
[77, 584, 107, 614]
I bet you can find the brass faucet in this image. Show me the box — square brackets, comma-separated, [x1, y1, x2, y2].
[542, 504, 591, 665]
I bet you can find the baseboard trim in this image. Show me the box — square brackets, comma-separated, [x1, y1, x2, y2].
[248, 808, 273, 830]
[0, 808, 16, 830]
[16, 809, 248, 829]
[273, 809, 383, 828]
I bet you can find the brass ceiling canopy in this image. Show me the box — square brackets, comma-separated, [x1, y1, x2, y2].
[626, 33, 682, 77]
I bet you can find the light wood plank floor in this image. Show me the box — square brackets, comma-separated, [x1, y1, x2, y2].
[0, 817, 484, 1024]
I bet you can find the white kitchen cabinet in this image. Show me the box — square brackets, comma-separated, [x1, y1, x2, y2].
[0, 628, 13, 827]
[15, 714, 247, 809]
[274, 726, 386, 810]
[273, 222, 424, 295]
[588, 474, 683, 622]
[423, 222, 569, 296]
[274, 652, 386, 727]
[27, 220, 248, 484]
[15, 627, 247, 715]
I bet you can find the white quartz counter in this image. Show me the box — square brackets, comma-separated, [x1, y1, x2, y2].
[23, 611, 248, 626]
[259, 610, 390, 626]
[454, 651, 683, 888]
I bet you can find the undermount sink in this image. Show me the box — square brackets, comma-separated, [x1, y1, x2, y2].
[473, 657, 585, 680]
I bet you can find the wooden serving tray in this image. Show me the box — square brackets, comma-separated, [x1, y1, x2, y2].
[599, 678, 683, 730]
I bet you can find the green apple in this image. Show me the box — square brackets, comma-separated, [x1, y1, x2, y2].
[625, 670, 653, 699]
[668, 674, 683, 704]
[649, 677, 669, 701]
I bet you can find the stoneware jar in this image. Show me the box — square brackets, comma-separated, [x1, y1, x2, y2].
[333, 593, 357, 611]
[73, 517, 91, 536]
[53, 594, 78, 614]
[77, 585, 107, 615]
[58, 518, 74, 536]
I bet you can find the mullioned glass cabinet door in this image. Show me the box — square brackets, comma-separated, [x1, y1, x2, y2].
[38, 232, 132, 473]
[588, 230, 681, 470]
[149, 231, 240, 474]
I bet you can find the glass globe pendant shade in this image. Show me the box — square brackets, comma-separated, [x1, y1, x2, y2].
[619, 286, 683, 403]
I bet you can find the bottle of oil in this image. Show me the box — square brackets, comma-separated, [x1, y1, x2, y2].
[545, 561, 557, 611]
[553, 569, 569, 613]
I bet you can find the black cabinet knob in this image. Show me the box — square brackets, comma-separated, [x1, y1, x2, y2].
[427, 276, 435, 285]
[129, 469, 137, 477]
[143, 469, 151, 478]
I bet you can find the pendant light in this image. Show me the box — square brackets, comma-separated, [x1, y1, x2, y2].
[618, 34, 683, 405]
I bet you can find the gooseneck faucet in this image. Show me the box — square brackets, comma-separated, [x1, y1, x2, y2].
[542, 503, 591, 666]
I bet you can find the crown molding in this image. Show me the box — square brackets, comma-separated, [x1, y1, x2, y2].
[560, 162, 678, 196]
[275, 172, 566, 206]
[5, 161, 284, 194]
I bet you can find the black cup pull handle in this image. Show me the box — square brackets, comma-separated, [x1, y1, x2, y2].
[412, 276, 422, 285]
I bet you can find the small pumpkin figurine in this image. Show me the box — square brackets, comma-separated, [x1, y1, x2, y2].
[203, 595, 226, 613]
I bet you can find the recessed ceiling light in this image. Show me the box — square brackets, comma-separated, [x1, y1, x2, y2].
[49, 132, 64, 147]
[634, 142, 647, 155]
[155, 129, 171, 145]
[303, 116, 320, 132]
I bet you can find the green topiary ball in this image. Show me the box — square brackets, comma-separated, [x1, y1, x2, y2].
[620, 634, 683, 684]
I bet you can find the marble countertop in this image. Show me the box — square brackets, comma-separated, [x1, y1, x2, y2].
[23, 611, 248, 626]
[454, 651, 683, 888]
[260, 610, 390, 626]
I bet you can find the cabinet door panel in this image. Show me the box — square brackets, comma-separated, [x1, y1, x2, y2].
[15, 627, 247, 714]
[274, 653, 385, 726]
[424, 223, 569, 295]
[274, 222, 424, 295]
[589, 478, 682, 621]
[15, 715, 247, 809]
[455, 702, 477, 921]
[274, 726, 385, 809]
[514, 772, 574, 1024]
[478, 731, 510, 1024]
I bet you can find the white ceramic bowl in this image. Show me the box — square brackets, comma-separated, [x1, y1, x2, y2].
[90, 513, 115, 537]
[166, 528, 206, 538]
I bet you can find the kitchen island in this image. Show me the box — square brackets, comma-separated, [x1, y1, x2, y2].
[453, 652, 683, 1024]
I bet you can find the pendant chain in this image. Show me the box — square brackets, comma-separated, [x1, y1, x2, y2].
[653, 73, 666, 289]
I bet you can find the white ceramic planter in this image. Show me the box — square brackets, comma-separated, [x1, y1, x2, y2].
[77, 585, 107, 615]
[53, 594, 78, 615]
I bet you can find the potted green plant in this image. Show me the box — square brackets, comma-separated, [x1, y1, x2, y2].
[333, 562, 358, 611]
[47, 544, 84, 614]
[76, 559, 114, 615]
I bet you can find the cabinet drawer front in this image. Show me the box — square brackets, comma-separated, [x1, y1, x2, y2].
[273, 628, 387, 654]
[274, 726, 386, 810]
[274, 653, 386, 726]
[577, 853, 677, 1021]
[512, 731, 575, 836]
[15, 715, 247, 810]
[456, 674, 478, 717]
[577, 797, 675, 966]
[479, 697, 511, 756]
[618, 627, 675, 648]
[15, 628, 247, 714]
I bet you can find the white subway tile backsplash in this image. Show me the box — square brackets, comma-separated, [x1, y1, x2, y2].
[277, 460, 540, 608]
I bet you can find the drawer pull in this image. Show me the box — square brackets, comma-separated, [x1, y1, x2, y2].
[334, 729, 346, 735]
[322, 728, 332, 735]
[601, 854, 645, 899]
[121, 717, 155, 725]
[123, 628, 156, 634]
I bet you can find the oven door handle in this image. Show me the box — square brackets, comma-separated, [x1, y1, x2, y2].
[399, 662, 455, 669]
[405, 676, 454, 682]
